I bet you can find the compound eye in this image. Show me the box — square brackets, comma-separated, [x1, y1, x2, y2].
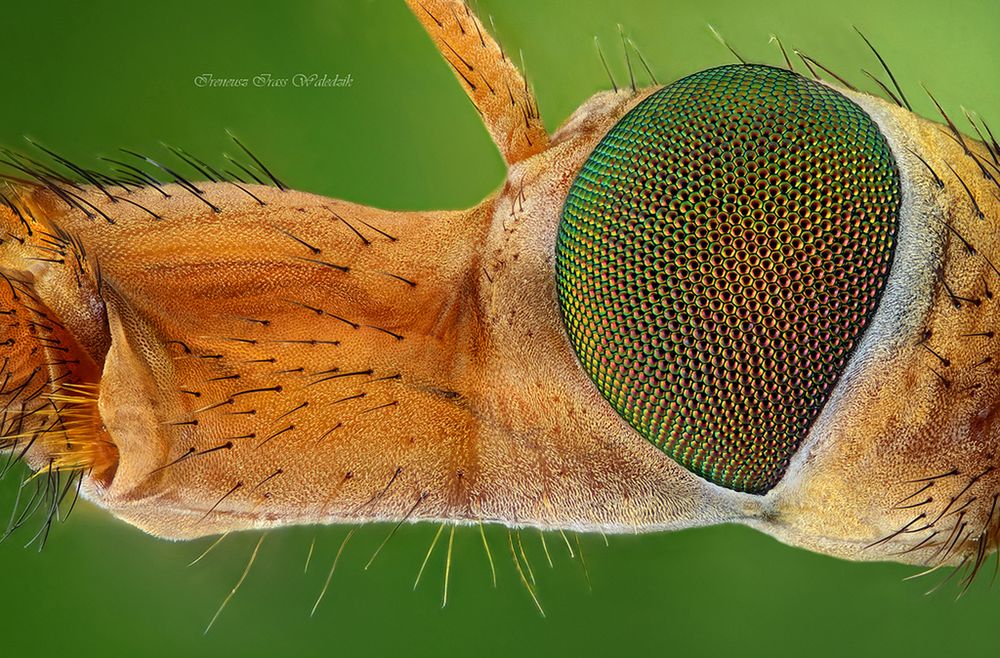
[556, 64, 901, 494]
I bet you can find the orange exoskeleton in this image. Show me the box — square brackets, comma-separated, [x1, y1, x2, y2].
[1, 0, 999, 591]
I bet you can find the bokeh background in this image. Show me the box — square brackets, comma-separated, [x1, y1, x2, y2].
[1, 1, 998, 656]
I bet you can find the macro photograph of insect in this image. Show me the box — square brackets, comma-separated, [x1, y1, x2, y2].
[1, 0, 998, 656]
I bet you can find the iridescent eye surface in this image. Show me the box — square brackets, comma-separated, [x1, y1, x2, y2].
[556, 64, 900, 494]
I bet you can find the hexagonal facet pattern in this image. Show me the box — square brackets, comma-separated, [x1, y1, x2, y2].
[556, 64, 900, 494]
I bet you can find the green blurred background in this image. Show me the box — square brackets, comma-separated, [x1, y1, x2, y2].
[0, 1, 998, 656]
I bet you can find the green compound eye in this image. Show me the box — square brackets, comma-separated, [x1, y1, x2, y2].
[556, 64, 900, 494]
